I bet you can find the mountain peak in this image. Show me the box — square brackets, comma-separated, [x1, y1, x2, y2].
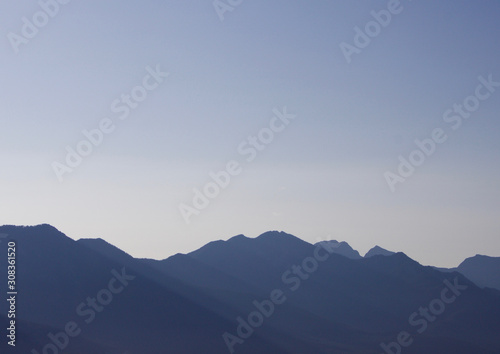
[364, 245, 395, 258]
[225, 234, 249, 243]
[255, 231, 312, 250]
[456, 254, 500, 290]
[0, 224, 72, 245]
[257, 230, 295, 239]
[314, 240, 362, 260]
[1, 223, 60, 233]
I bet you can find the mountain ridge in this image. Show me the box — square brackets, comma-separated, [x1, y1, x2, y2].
[1, 224, 500, 353]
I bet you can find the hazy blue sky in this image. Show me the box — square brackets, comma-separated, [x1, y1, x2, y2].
[1, 0, 499, 267]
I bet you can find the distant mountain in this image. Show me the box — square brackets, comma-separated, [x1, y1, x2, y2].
[434, 255, 500, 291]
[456, 255, 500, 290]
[0, 225, 281, 354]
[148, 231, 500, 353]
[364, 245, 395, 258]
[315, 240, 362, 259]
[1, 225, 500, 353]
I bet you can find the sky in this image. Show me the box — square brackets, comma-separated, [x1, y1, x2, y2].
[0, 0, 499, 268]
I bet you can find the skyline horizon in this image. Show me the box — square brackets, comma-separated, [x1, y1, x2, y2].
[1, 1, 499, 273]
[1, 223, 497, 268]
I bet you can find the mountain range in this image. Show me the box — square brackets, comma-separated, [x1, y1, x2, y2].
[0, 224, 499, 353]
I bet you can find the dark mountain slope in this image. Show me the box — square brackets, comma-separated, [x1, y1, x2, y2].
[149, 230, 500, 353]
[456, 254, 500, 290]
[1, 225, 500, 353]
[0, 225, 287, 353]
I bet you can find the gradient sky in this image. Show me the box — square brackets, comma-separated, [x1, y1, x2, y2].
[1, 0, 499, 267]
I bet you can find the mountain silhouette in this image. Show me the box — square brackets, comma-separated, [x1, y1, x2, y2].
[437, 254, 500, 291]
[1, 225, 499, 353]
[315, 240, 362, 259]
[456, 255, 500, 290]
[364, 245, 395, 258]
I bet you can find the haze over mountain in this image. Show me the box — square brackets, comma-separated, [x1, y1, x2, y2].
[315, 240, 362, 260]
[456, 255, 500, 290]
[1, 224, 500, 353]
[2, 1, 500, 272]
[364, 246, 396, 258]
[437, 255, 500, 291]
